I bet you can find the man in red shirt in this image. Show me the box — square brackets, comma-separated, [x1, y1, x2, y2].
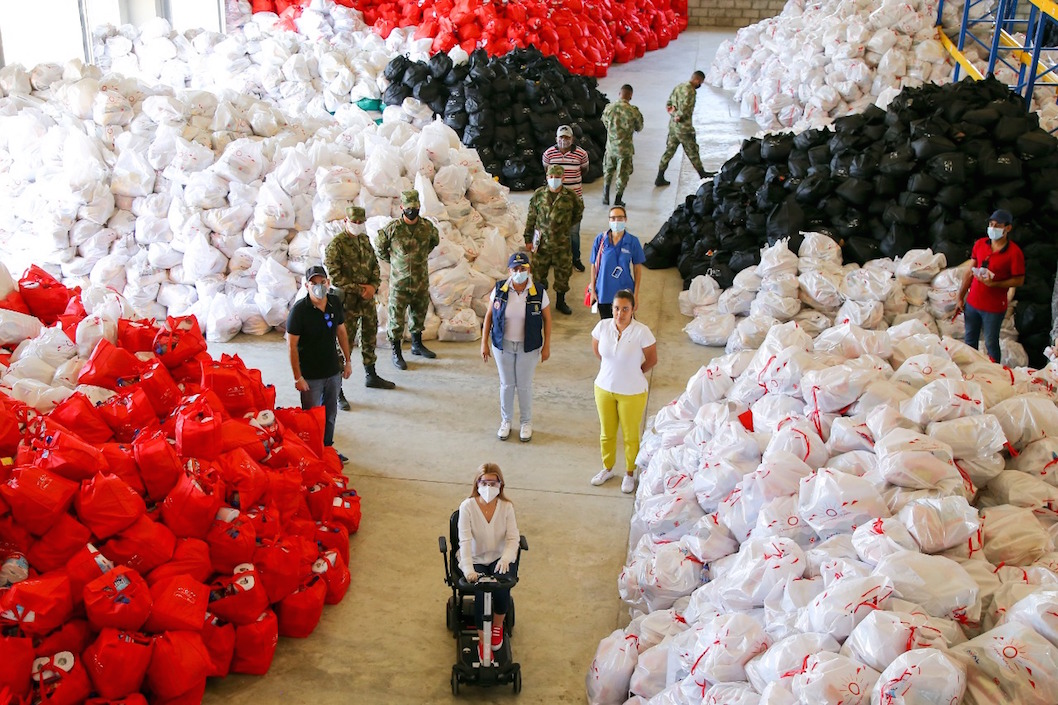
[954, 209, 1025, 363]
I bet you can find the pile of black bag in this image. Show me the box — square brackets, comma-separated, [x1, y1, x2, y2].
[382, 46, 608, 190]
[645, 76, 1058, 363]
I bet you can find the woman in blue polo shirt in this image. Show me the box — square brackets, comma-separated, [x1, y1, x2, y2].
[481, 252, 553, 443]
[588, 206, 645, 319]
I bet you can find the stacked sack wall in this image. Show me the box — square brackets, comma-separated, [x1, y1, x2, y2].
[687, 0, 788, 29]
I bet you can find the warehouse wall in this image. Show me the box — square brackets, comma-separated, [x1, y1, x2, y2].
[688, 0, 785, 28]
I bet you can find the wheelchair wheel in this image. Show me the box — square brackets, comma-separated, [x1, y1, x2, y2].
[512, 667, 522, 694]
[451, 669, 460, 696]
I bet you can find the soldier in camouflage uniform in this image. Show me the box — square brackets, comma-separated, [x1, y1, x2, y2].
[601, 84, 644, 208]
[523, 164, 584, 316]
[375, 190, 440, 370]
[657, 71, 708, 187]
[324, 206, 395, 408]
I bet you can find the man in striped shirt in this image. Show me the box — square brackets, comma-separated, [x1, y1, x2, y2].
[542, 125, 589, 272]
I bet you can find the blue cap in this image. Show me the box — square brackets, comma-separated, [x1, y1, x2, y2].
[989, 209, 1013, 225]
[508, 252, 530, 268]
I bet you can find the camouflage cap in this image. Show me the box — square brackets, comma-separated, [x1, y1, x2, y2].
[546, 164, 565, 178]
[346, 205, 366, 222]
[400, 190, 420, 208]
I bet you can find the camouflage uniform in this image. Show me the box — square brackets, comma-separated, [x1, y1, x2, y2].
[523, 165, 584, 295]
[375, 191, 439, 345]
[659, 81, 705, 174]
[324, 207, 381, 366]
[601, 99, 644, 194]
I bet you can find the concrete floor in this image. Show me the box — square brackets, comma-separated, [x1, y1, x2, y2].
[202, 28, 754, 705]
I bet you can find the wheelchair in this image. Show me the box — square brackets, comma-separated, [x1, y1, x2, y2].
[439, 509, 528, 695]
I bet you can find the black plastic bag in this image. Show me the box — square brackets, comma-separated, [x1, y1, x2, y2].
[384, 55, 410, 82]
[843, 236, 883, 265]
[767, 199, 806, 241]
[927, 152, 968, 184]
[835, 177, 872, 206]
[761, 133, 794, 162]
[428, 53, 454, 80]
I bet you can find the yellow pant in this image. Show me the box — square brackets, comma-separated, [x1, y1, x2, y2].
[594, 384, 649, 473]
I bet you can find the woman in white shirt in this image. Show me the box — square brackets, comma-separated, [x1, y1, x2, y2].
[457, 463, 520, 660]
[590, 290, 658, 494]
[481, 252, 552, 442]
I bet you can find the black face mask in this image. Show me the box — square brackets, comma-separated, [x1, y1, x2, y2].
[404, 208, 419, 220]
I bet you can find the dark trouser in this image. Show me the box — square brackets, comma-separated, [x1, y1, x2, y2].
[598, 303, 614, 320]
[963, 302, 1004, 363]
[300, 372, 341, 447]
[569, 218, 582, 264]
[471, 558, 518, 629]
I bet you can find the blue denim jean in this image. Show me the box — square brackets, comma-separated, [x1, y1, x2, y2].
[492, 340, 541, 425]
[963, 302, 1004, 363]
[300, 372, 341, 447]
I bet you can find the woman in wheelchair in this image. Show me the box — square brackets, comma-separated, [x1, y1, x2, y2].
[458, 462, 520, 661]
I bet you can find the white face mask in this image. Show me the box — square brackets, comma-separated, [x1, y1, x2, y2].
[987, 226, 1005, 241]
[547, 178, 563, 190]
[310, 283, 327, 299]
[511, 271, 529, 285]
[610, 221, 626, 233]
[347, 222, 366, 235]
[478, 485, 499, 503]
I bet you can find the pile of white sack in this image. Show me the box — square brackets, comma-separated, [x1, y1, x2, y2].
[90, 1, 436, 119]
[586, 308, 1058, 704]
[707, 0, 1058, 133]
[680, 234, 1028, 369]
[0, 54, 522, 344]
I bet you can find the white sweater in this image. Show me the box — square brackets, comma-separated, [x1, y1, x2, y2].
[457, 496, 520, 576]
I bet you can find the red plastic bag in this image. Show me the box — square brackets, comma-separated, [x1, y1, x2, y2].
[244, 504, 281, 542]
[31, 422, 110, 483]
[19, 265, 71, 325]
[47, 393, 113, 444]
[32, 619, 92, 659]
[131, 358, 181, 418]
[0, 467, 79, 537]
[0, 405, 20, 457]
[274, 406, 325, 458]
[276, 575, 326, 638]
[83, 565, 152, 632]
[76, 472, 146, 539]
[144, 575, 208, 633]
[174, 397, 222, 461]
[77, 339, 143, 390]
[116, 319, 159, 354]
[0, 289, 31, 315]
[97, 444, 145, 496]
[0, 634, 33, 697]
[96, 387, 159, 443]
[132, 431, 182, 501]
[202, 357, 265, 417]
[100, 515, 176, 574]
[0, 573, 74, 636]
[82, 629, 153, 699]
[230, 609, 278, 675]
[153, 680, 205, 705]
[263, 467, 301, 525]
[27, 514, 92, 573]
[207, 565, 270, 626]
[314, 549, 351, 605]
[304, 481, 338, 522]
[219, 419, 275, 462]
[315, 520, 350, 567]
[153, 316, 206, 370]
[215, 448, 269, 509]
[331, 489, 362, 534]
[64, 543, 114, 598]
[200, 613, 235, 678]
[144, 538, 212, 587]
[30, 651, 92, 705]
[85, 695, 149, 705]
[205, 510, 257, 574]
[145, 631, 210, 700]
[253, 538, 304, 604]
[161, 466, 224, 539]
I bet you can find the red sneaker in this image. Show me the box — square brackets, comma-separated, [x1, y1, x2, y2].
[491, 624, 503, 651]
[477, 640, 485, 663]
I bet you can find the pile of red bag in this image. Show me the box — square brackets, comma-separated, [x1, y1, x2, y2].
[251, 0, 688, 77]
[0, 267, 361, 705]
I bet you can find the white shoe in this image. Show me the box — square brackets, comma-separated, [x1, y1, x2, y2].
[591, 469, 614, 486]
[497, 421, 511, 440]
[621, 474, 635, 494]
[519, 422, 532, 442]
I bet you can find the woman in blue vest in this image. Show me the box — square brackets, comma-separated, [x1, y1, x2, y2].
[588, 206, 645, 319]
[481, 252, 552, 442]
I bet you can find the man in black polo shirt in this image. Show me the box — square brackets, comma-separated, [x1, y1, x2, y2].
[286, 265, 353, 462]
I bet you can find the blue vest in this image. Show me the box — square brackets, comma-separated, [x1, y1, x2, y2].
[490, 280, 545, 352]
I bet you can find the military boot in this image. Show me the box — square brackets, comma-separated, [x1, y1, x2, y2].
[410, 333, 436, 358]
[556, 293, 572, 315]
[655, 168, 670, 187]
[365, 365, 395, 389]
[602, 182, 611, 205]
[338, 389, 351, 411]
[614, 191, 626, 207]
[392, 342, 408, 370]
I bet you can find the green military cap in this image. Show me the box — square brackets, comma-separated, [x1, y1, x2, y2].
[400, 190, 420, 208]
[346, 205, 366, 222]
[546, 164, 565, 178]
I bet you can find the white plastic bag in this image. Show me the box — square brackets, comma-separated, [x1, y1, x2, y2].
[791, 652, 880, 705]
[873, 551, 979, 621]
[685, 312, 737, 347]
[897, 496, 980, 554]
[798, 468, 890, 539]
[954, 622, 1058, 705]
[872, 648, 966, 705]
[586, 629, 639, 705]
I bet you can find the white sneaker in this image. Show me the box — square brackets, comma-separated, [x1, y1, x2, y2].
[497, 421, 511, 440]
[519, 422, 532, 442]
[621, 474, 635, 494]
[591, 469, 614, 486]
